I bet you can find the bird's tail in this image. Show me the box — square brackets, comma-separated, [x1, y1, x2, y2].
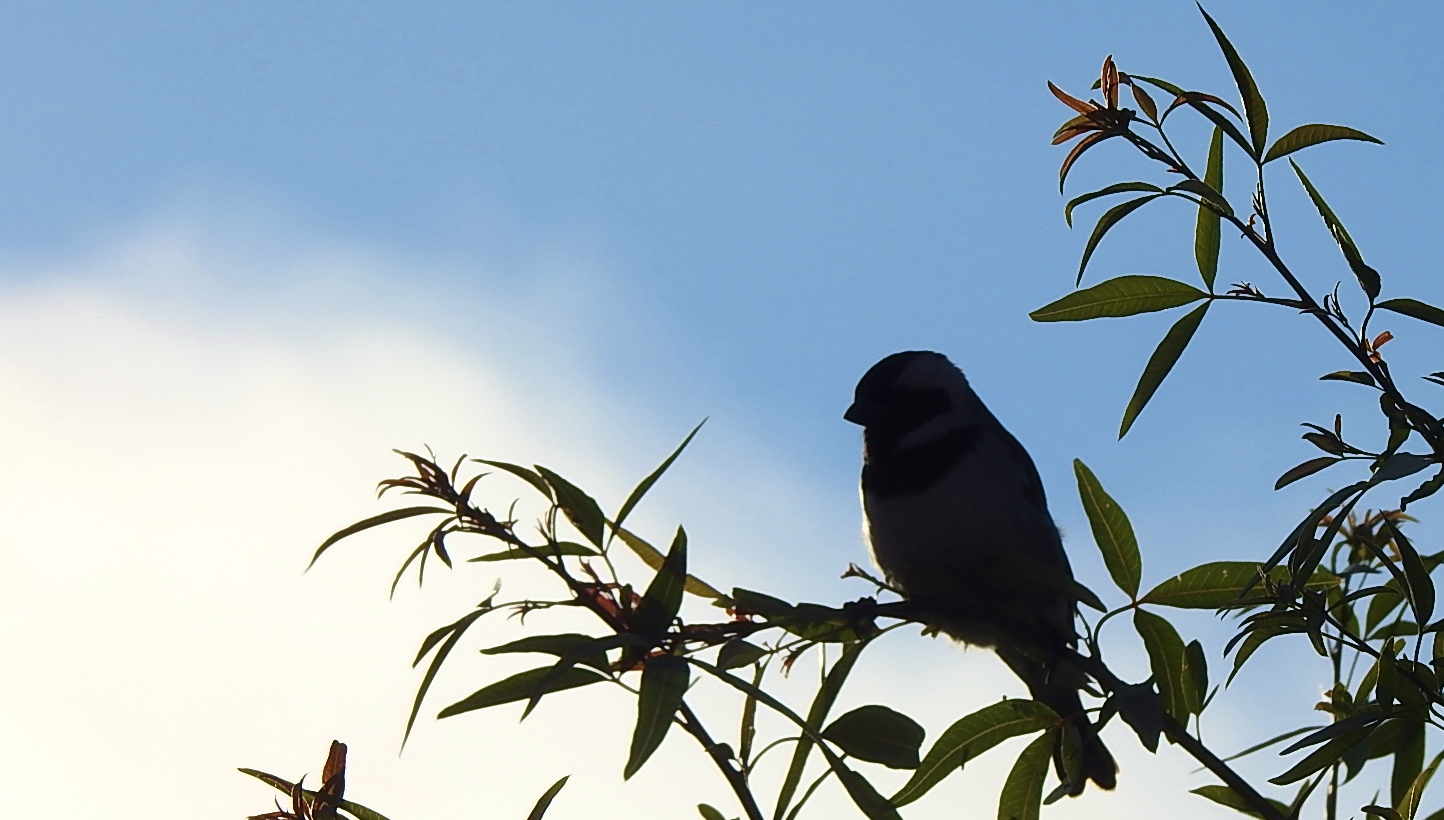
[997, 647, 1116, 796]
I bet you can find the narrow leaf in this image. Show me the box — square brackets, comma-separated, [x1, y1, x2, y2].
[469, 542, 598, 562]
[632, 526, 688, 638]
[1378, 298, 1444, 329]
[1120, 301, 1210, 437]
[473, 459, 553, 500]
[1142, 562, 1337, 608]
[697, 806, 728, 820]
[1264, 124, 1383, 164]
[1076, 195, 1163, 285]
[1135, 609, 1190, 722]
[525, 776, 570, 820]
[438, 666, 604, 718]
[1199, 4, 1268, 154]
[404, 608, 489, 746]
[615, 526, 723, 599]
[775, 641, 868, 818]
[308, 506, 451, 569]
[481, 633, 611, 672]
[1031, 275, 1206, 323]
[1074, 459, 1142, 598]
[997, 732, 1053, 820]
[1270, 726, 1374, 785]
[1320, 371, 1376, 386]
[1398, 751, 1443, 820]
[1388, 520, 1436, 628]
[892, 700, 1058, 807]
[1171, 179, 1233, 217]
[625, 655, 690, 779]
[535, 466, 607, 547]
[823, 705, 926, 770]
[1292, 160, 1381, 301]
[1183, 639, 1209, 716]
[1064, 182, 1163, 228]
[1195, 126, 1224, 289]
[1191, 785, 1291, 820]
[1275, 457, 1343, 490]
[614, 420, 706, 535]
[238, 769, 395, 820]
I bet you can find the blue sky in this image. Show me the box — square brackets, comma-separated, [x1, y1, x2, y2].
[0, 3, 1440, 818]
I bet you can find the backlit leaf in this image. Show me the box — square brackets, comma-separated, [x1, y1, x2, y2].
[997, 732, 1053, 820]
[1199, 5, 1268, 155]
[1064, 182, 1163, 228]
[1074, 459, 1141, 598]
[1075, 195, 1164, 285]
[525, 776, 570, 820]
[1195, 127, 1224, 289]
[613, 420, 705, 535]
[438, 665, 605, 718]
[1378, 298, 1444, 329]
[309, 506, 451, 570]
[535, 466, 607, 547]
[1030, 276, 1207, 323]
[823, 705, 926, 770]
[632, 526, 688, 638]
[775, 641, 868, 818]
[1142, 562, 1337, 609]
[1292, 160, 1381, 301]
[1191, 784, 1291, 820]
[625, 654, 690, 779]
[892, 700, 1057, 807]
[1274, 457, 1342, 490]
[1135, 609, 1189, 722]
[1263, 124, 1383, 164]
[614, 526, 722, 599]
[1120, 302, 1209, 437]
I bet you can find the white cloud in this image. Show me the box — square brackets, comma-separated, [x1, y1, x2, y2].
[0, 218, 1299, 819]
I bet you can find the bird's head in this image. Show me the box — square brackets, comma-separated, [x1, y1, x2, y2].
[844, 351, 985, 445]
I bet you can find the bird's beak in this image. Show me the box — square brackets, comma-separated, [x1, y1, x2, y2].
[843, 398, 881, 426]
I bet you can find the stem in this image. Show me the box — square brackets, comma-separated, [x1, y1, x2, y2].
[679, 700, 765, 820]
[1060, 649, 1289, 820]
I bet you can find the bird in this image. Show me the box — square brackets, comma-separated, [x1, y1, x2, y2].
[843, 350, 1116, 796]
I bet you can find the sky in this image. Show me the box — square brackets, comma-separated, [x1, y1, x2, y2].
[0, 2, 1441, 818]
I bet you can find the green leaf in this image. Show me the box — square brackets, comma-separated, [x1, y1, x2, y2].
[1198, 5, 1268, 155]
[1263, 124, 1383, 164]
[716, 639, 768, 670]
[1403, 468, 1444, 510]
[308, 506, 452, 569]
[1388, 520, 1436, 629]
[775, 641, 867, 818]
[625, 654, 690, 779]
[481, 633, 611, 672]
[997, 732, 1053, 820]
[1064, 182, 1163, 228]
[525, 776, 570, 820]
[891, 700, 1058, 807]
[729, 587, 796, 619]
[1270, 726, 1375, 785]
[1195, 126, 1224, 289]
[1074, 459, 1142, 598]
[1120, 301, 1210, 437]
[1134, 609, 1189, 722]
[437, 665, 605, 718]
[1275, 457, 1343, 490]
[632, 526, 688, 638]
[473, 459, 553, 500]
[535, 466, 607, 548]
[823, 705, 926, 770]
[696, 805, 728, 820]
[1393, 722, 1427, 807]
[1075, 195, 1164, 285]
[404, 608, 490, 747]
[1171, 179, 1233, 217]
[614, 420, 705, 535]
[1399, 751, 1444, 820]
[1183, 639, 1209, 716]
[615, 526, 723, 599]
[1376, 454, 1433, 482]
[1320, 370, 1376, 386]
[468, 542, 598, 561]
[1031, 275, 1207, 323]
[836, 767, 903, 820]
[1191, 785, 1291, 820]
[1142, 562, 1338, 608]
[1292, 160, 1381, 301]
[238, 768, 395, 820]
[1378, 298, 1444, 329]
